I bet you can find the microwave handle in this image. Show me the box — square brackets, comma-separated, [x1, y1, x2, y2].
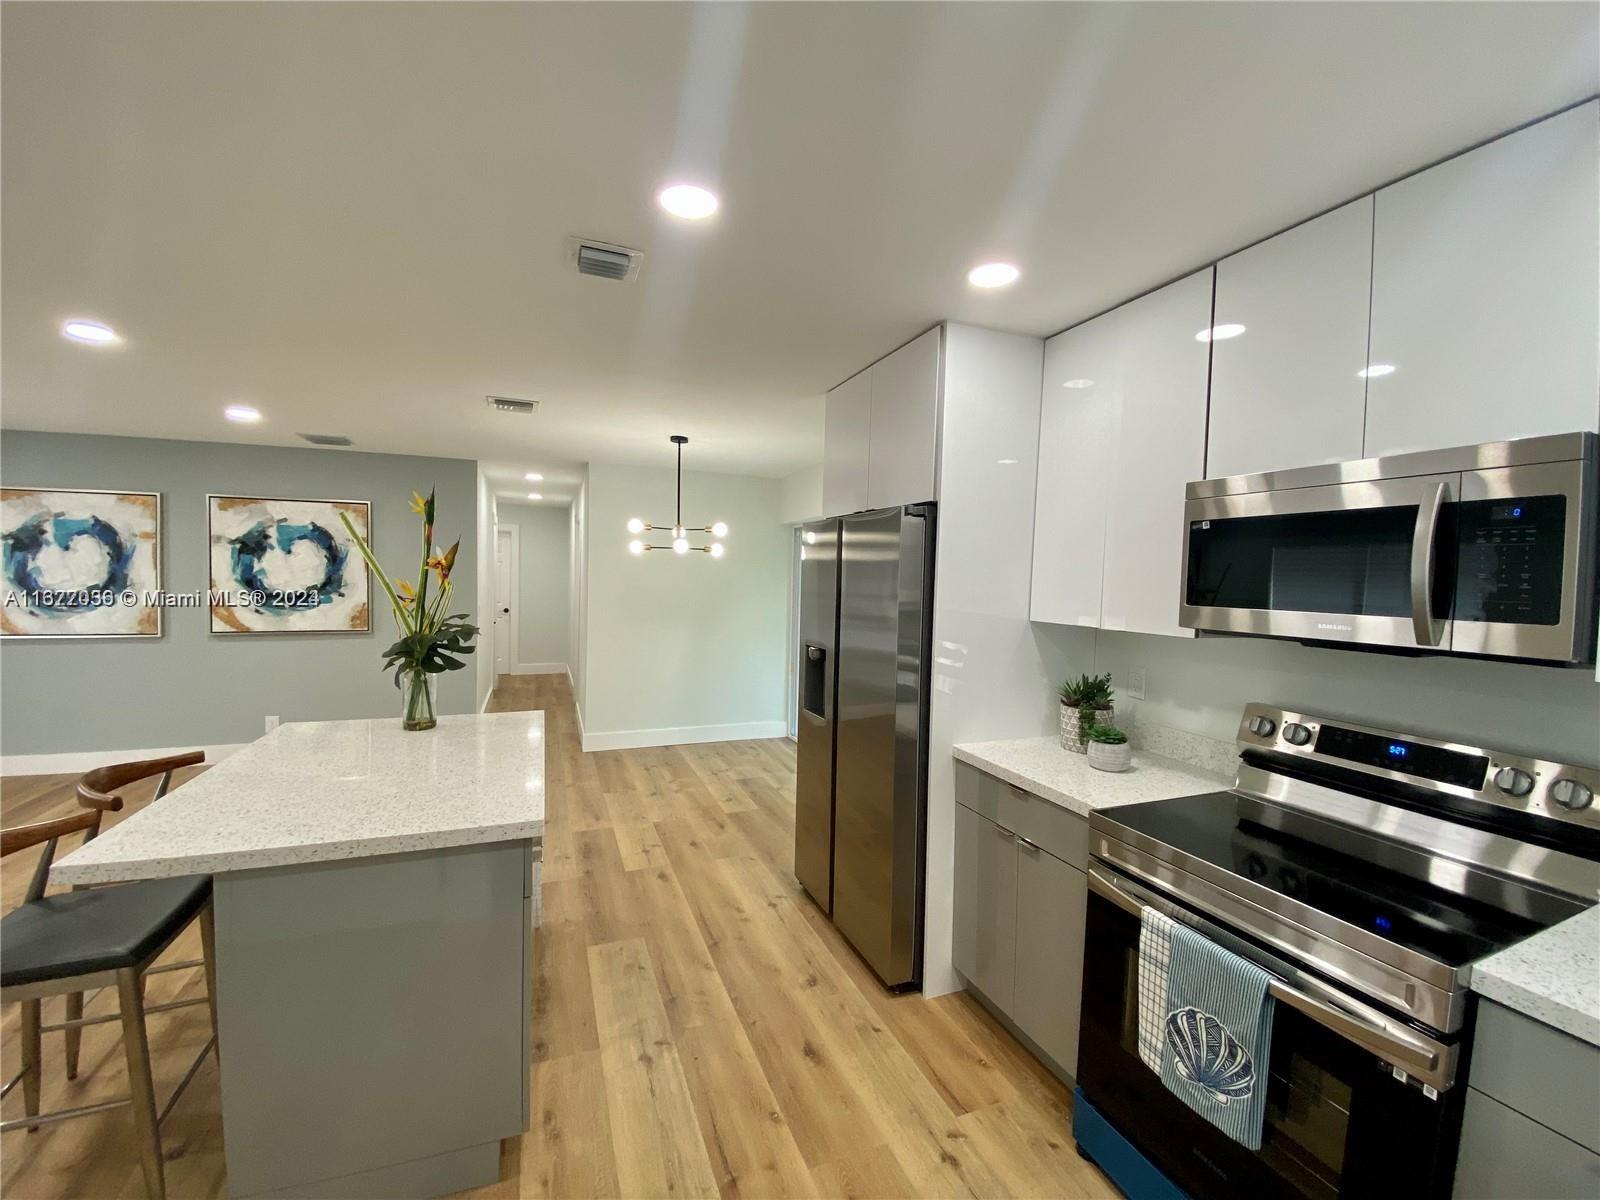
[1409, 479, 1452, 648]
[1086, 864, 1452, 1089]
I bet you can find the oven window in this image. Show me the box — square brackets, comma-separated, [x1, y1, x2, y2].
[1186, 505, 1452, 618]
[1107, 940, 1355, 1199]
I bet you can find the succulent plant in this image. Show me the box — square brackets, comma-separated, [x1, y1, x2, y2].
[1086, 724, 1129, 745]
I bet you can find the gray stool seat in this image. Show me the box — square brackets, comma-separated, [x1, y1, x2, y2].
[0, 876, 212, 987]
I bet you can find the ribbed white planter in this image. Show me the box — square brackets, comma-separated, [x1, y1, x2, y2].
[1059, 701, 1114, 754]
[1088, 740, 1133, 773]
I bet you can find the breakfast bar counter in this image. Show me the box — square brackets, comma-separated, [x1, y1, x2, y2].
[53, 712, 546, 1199]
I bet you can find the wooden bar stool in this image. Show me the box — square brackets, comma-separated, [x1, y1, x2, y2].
[0, 752, 215, 1200]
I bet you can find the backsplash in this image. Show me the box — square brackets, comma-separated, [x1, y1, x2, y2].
[1031, 623, 1600, 767]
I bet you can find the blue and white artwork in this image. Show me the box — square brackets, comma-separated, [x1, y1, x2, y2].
[208, 495, 370, 633]
[1, 488, 162, 637]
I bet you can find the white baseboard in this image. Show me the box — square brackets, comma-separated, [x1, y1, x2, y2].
[513, 662, 569, 676]
[581, 720, 787, 753]
[2, 741, 248, 777]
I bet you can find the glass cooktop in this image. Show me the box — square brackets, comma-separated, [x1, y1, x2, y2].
[1098, 791, 1590, 969]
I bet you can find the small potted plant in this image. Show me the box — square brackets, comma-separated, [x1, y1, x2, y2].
[1086, 724, 1133, 773]
[1058, 672, 1115, 754]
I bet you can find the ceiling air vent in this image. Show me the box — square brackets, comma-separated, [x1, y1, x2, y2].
[487, 395, 540, 415]
[298, 432, 353, 447]
[566, 236, 642, 282]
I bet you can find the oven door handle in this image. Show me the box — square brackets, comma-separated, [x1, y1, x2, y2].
[1409, 478, 1452, 648]
[1087, 865, 1450, 1087]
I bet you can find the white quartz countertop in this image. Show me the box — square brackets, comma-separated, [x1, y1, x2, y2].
[952, 736, 1230, 819]
[53, 712, 545, 885]
[1471, 904, 1600, 1046]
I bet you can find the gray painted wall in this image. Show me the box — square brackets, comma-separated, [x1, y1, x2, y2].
[499, 501, 570, 668]
[1, 430, 479, 754]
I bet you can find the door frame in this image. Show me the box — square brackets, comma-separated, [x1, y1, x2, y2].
[493, 524, 519, 677]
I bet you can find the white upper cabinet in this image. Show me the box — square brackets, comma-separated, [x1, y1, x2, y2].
[1031, 314, 1117, 626]
[1207, 198, 1373, 478]
[1100, 269, 1211, 638]
[1031, 270, 1211, 638]
[868, 327, 941, 509]
[1366, 101, 1600, 458]
[822, 368, 870, 517]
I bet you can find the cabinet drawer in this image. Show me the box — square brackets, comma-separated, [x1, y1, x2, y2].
[961, 766, 1087, 870]
[1469, 1000, 1600, 1153]
[1455, 1088, 1600, 1200]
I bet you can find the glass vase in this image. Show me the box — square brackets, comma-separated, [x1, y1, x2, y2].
[401, 667, 438, 731]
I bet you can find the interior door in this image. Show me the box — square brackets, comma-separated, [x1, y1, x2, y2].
[493, 528, 513, 676]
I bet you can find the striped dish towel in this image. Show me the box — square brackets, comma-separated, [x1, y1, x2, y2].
[1158, 920, 1276, 1150]
[1137, 906, 1175, 1072]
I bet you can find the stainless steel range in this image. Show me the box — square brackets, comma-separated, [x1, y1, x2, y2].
[1074, 703, 1599, 1200]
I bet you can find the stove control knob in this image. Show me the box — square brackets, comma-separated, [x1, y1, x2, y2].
[1247, 715, 1277, 738]
[1493, 766, 1535, 798]
[1550, 778, 1594, 811]
[1282, 722, 1313, 747]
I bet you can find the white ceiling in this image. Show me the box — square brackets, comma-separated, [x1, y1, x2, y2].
[4, 2, 1596, 488]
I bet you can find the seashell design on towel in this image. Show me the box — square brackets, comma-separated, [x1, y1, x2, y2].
[1165, 1006, 1257, 1105]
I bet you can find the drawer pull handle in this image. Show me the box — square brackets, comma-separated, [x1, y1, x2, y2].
[1017, 836, 1042, 853]
[995, 825, 1016, 840]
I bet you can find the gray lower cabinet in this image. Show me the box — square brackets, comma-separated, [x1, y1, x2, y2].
[953, 801, 1019, 1011]
[1452, 999, 1600, 1199]
[1013, 838, 1087, 1073]
[953, 762, 1089, 1079]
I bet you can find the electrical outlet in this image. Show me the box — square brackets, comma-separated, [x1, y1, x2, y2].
[265, 714, 280, 733]
[1126, 667, 1147, 701]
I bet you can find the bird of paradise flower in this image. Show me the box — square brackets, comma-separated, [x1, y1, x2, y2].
[340, 489, 479, 730]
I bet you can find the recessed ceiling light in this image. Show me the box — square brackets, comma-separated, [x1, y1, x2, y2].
[967, 262, 1020, 289]
[61, 319, 121, 345]
[224, 405, 262, 424]
[524, 472, 544, 482]
[1196, 323, 1246, 342]
[1358, 363, 1397, 379]
[527, 492, 543, 501]
[1062, 378, 1095, 389]
[657, 183, 719, 220]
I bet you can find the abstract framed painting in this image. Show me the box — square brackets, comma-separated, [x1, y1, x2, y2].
[208, 495, 371, 634]
[0, 487, 163, 638]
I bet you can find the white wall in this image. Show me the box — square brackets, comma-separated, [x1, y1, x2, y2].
[924, 323, 1047, 997]
[569, 468, 589, 726]
[1032, 625, 1600, 767]
[581, 462, 789, 750]
[475, 465, 497, 711]
[499, 502, 570, 671]
[778, 463, 824, 525]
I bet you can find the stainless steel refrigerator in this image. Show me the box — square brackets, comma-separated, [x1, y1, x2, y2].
[794, 504, 934, 990]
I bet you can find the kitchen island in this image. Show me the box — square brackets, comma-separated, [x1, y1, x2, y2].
[52, 712, 546, 1200]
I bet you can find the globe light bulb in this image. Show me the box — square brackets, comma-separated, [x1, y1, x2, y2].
[628, 539, 644, 556]
[627, 517, 644, 534]
[710, 542, 725, 558]
[672, 537, 689, 555]
[711, 521, 728, 538]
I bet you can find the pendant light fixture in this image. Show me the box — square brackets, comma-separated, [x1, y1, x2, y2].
[626, 435, 728, 557]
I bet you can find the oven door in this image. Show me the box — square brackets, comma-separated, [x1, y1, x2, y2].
[1180, 473, 1460, 651]
[1078, 866, 1467, 1200]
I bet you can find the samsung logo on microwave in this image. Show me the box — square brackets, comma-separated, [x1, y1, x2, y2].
[1317, 622, 1354, 632]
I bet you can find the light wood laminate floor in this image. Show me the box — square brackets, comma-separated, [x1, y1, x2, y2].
[2, 675, 1113, 1198]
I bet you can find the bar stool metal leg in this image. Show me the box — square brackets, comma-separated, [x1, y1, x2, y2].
[20, 998, 41, 1130]
[199, 902, 220, 1063]
[64, 992, 84, 1079]
[116, 969, 165, 1200]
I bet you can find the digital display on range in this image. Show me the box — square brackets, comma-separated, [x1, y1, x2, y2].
[1313, 725, 1489, 790]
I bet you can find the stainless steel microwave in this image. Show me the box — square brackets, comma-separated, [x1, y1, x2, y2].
[1180, 433, 1599, 664]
